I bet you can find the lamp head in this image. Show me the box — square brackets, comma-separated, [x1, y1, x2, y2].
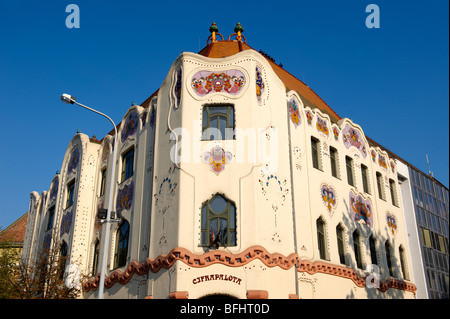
[61, 93, 76, 104]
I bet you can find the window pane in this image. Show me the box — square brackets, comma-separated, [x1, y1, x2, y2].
[219, 116, 227, 139]
[210, 195, 228, 214]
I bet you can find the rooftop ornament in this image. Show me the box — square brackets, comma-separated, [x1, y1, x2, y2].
[207, 22, 223, 44]
[228, 22, 246, 43]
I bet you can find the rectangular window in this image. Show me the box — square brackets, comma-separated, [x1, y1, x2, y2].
[330, 146, 338, 178]
[346, 156, 354, 186]
[66, 179, 75, 208]
[46, 206, 55, 231]
[99, 168, 106, 196]
[311, 137, 320, 170]
[361, 164, 369, 193]
[121, 148, 134, 182]
[376, 172, 385, 200]
[202, 104, 235, 140]
[389, 179, 398, 206]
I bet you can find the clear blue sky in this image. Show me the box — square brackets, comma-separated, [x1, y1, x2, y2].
[0, 0, 448, 228]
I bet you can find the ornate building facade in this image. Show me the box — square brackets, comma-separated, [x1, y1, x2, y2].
[22, 24, 419, 299]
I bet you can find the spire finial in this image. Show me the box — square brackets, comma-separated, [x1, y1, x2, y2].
[207, 22, 223, 44]
[209, 22, 219, 43]
[234, 22, 244, 41]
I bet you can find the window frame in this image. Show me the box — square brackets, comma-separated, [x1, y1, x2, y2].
[316, 217, 327, 260]
[389, 178, 398, 206]
[99, 168, 107, 197]
[353, 229, 363, 269]
[202, 104, 235, 141]
[200, 194, 237, 248]
[345, 156, 354, 186]
[361, 164, 370, 194]
[114, 219, 130, 269]
[66, 179, 76, 209]
[311, 137, 321, 170]
[121, 147, 134, 183]
[329, 146, 339, 178]
[336, 224, 346, 265]
[376, 172, 385, 200]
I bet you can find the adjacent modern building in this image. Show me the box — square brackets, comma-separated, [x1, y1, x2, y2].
[22, 23, 446, 299]
[397, 161, 449, 299]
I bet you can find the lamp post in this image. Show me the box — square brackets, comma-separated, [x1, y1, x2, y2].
[61, 93, 117, 299]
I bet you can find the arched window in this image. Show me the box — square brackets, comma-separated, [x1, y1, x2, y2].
[369, 235, 378, 266]
[316, 217, 327, 260]
[59, 241, 68, 279]
[201, 194, 236, 248]
[336, 224, 346, 264]
[353, 230, 363, 269]
[114, 220, 130, 268]
[92, 239, 100, 276]
[385, 240, 394, 277]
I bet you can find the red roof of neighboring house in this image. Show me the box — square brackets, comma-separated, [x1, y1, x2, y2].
[0, 212, 28, 246]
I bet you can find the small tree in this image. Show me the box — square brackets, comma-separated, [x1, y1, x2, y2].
[0, 240, 21, 299]
[8, 240, 83, 299]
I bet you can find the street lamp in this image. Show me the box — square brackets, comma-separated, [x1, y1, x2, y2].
[61, 93, 117, 299]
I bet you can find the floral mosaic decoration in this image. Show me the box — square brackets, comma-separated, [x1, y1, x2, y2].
[288, 96, 301, 128]
[332, 126, 339, 141]
[116, 181, 134, 213]
[60, 207, 73, 237]
[256, 66, 264, 104]
[378, 154, 387, 169]
[121, 111, 139, 143]
[174, 67, 182, 108]
[349, 191, 373, 228]
[305, 110, 313, 125]
[316, 116, 329, 136]
[191, 70, 246, 97]
[386, 212, 397, 236]
[202, 147, 233, 175]
[321, 184, 337, 215]
[67, 147, 80, 174]
[342, 123, 367, 158]
[49, 177, 59, 202]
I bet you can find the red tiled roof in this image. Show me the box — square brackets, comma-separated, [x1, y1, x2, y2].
[197, 40, 342, 123]
[0, 212, 28, 246]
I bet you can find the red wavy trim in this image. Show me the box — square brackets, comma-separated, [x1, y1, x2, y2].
[83, 245, 417, 295]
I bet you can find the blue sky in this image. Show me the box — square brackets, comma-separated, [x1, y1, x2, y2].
[0, 0, 448, 228]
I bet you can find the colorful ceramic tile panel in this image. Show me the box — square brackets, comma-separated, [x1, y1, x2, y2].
[349, 191, 373, 227]
[191, 70, 246, 97]
[121, 111, 139, 143]
[342, 123, 367, 158]
[255, 66, 264, 104]
[386, 213, 397, 236]
[60, 207, 73, 237]
[332, 126, 339, 141]
[321, 184, 337, 214]
[49, 177, 59, 201]
[288, 96, 301, 128]
[116, 181, 134, 213]
[202, 147, 232, 175]
[305, 110, 313, 125]
[67, 147, 80, 174]
[316, 116, 329, 136]
[378, 154, 387, 169]
[174, 67, 182, 107]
